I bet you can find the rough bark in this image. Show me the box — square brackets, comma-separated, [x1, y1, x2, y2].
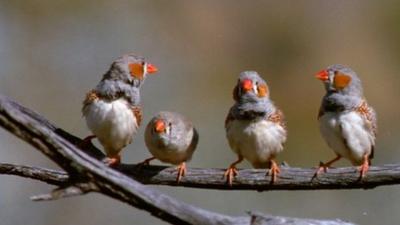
[2, 162, 400, 191]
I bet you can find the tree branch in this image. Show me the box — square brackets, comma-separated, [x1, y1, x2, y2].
[0, 163, 68, 186]
[2, 162, 400, 191]
[30, 184, 95, 201]
[0, 94, 357, 225]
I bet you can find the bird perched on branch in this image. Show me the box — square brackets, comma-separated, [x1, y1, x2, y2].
[224, 71, 287, 185]
[82, 54, 158, 166]
[314, 64, 377, 179]
[142, 111, 199, 183]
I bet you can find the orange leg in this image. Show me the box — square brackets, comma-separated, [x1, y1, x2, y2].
[266, 159, 280, 184]
[103, 154, 121, 167]
[176, 162, 187, 183]
[224, 155, 243, 186]
[79, 135, 96, 149]
[358, 154, 370, 179]
[313, 155, 342, 178]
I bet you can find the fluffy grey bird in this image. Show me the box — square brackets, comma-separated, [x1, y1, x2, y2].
[142, 111, 199, 183]
[82, 54, 158, 166]
[224, 71, 287, 185]
[315, 64, 377, 178]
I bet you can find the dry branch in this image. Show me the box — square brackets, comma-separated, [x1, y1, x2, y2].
[2, 162, 400, 191]
[0, 94, 358, 225]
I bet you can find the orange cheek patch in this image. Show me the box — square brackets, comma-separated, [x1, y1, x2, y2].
[257, 84, 268, 97]
[128, 63, 144, 79]
[334, 73, 352, 89]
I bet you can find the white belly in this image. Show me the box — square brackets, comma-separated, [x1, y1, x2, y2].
[226, 119, 286, 168]
[83, 99, 139, 156]
[319, 111, 374, 164]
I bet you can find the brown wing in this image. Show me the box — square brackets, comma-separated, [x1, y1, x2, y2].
[131, 106, 143, 127]
[82, 90, 99, 113]
[268, 109, 286, 129]
[356, 101, 377, 137]
[356, 100, 377, 160]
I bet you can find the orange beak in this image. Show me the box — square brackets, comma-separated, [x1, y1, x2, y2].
[154, 119, 165, 133]
[146, 63, 158, 74]
[241, 79, 253, 92]
[315, 70, 329, 81]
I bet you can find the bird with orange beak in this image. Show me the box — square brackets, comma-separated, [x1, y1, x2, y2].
[314, 64, 377, 179]
[82, 54, 158, 166]
[142, 111, 198, 183]
[224, 71, 287, 185]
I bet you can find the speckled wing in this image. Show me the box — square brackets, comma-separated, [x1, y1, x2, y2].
[82, 89, 99, 114]
[268, 109, 286, 129]
[131, 106, 143, 127]
[356, 101, 377, 137]
[356, 100, 377, 159]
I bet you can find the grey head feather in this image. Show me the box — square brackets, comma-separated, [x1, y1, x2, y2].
[236, 71, 269, 100]
[321, 64, 364, 112]
[101, 54, 147, 88]
[239, 71, 265, 82]
[94, 54, 149, 105]
[325, 64, 363, 97]
[231, 71, 276, 120]
[146, 111, 198, 154]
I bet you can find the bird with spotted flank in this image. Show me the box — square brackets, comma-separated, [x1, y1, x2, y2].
[82, 54, 158, 166]
[314, 64, 377, 179]
[224, 71, 287, 185]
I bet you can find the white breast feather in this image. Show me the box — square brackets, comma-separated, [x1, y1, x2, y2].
[319, 111, 374, 164]
[83, 99, 138, 156]
[226, 119, 286, 167]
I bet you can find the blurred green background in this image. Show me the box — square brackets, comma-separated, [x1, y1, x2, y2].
[1, 1, 400, 224]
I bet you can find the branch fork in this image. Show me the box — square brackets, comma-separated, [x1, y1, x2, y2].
[0, 94, 370, 225]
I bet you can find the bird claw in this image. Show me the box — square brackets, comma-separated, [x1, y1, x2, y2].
[312, 156, 342, 180]
[224, 167, 238, 186]
[102, 156, 120, 167]
[266, 161, 280, 184]
[313, 160, 338, 179]
[313, 162, 330, 179]
[358, 160, 369, 179]
[176, 163, 186, 183]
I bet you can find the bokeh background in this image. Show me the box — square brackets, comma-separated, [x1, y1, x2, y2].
[1, 1, 400, 224]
